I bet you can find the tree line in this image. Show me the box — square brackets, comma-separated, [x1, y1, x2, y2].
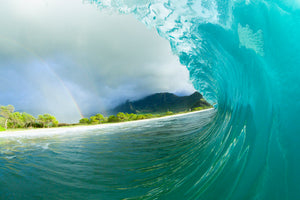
[79, 105, 210, 125]
[79, 111, 175, 125]
[0, 104, 211, 131]
[0, 105, 58, 131]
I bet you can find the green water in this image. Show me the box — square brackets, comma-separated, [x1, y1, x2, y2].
[0, 109, 215, 200]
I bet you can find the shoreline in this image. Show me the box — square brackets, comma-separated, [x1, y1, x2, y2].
[0, 108, 214, 137]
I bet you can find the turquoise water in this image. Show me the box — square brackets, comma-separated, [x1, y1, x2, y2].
[84, 0, 299, 199]
[0, 110, 215, 199]
[1, 0, 300, 199]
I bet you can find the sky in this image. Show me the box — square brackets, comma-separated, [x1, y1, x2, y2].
[0, 0, 195, 122]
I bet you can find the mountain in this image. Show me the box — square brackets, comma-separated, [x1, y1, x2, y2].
[110, 92, 211, 115]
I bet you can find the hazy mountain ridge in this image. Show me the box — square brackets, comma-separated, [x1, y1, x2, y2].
[110, 92, 211, 115]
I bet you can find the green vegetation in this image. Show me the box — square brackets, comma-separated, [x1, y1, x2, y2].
[0, 103, 213, 132]
[0, 105, 15, 129]
[165, 111, 173, 115]
[192, 105, 212, 111]
[0, 105, 58, 131]
[38, 114, 59, 128]
[79, 106, 212, 125]
[0, 126, 5, 132]
[79, 118, 90, 124]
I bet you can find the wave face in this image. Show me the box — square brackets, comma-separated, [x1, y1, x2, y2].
[87, 0, 300, 199]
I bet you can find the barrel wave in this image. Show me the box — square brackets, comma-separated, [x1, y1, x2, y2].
[1, 0, 299, 199]
[87, 0, 300, 199]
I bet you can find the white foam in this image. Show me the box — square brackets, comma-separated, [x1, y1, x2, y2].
[238, 23, 264, 56]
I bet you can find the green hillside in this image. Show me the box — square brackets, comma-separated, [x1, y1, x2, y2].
[110, 92, 211, 115]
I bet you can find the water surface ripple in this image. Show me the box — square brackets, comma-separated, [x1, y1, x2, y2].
[0, 110, 215, 200]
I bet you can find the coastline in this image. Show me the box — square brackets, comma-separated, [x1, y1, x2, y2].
[0, 108, 214, 137]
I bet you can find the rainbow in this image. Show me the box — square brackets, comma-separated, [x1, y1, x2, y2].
[0, 35, 84, 119]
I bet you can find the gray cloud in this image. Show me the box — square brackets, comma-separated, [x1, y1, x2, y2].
[0, 0, 195, 122]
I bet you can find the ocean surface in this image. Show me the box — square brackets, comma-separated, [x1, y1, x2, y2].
[0, 110, 215, 200]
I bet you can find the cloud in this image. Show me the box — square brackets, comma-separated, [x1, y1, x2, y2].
[0, 0, 195, 122]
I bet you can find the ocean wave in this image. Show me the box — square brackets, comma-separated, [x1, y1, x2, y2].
[86, 0, 300, 199]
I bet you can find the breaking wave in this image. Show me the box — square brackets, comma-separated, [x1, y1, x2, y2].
[87, 0, 300, 199]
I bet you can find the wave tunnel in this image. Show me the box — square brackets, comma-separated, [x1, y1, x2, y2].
[0, 0, 299, 199]
[85, 0, 300, 199]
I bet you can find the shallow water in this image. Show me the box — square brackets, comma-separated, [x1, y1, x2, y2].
[0, 110, 215, 200]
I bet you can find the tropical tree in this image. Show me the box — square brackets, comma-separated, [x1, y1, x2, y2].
[0, 105, 15, 129]
[22, 112, 36, 128]
[108, 115, 118, 122]
[0, 117, 5, 128]
[126, 113, 137, 121]
[117, 112, 128, 122]
[144, 114, 154, 118]
[103, 117, 108, 123]
[95, 114, 105, 123]
[38, 114, 58, 128]
[79, 118, 90, 124]
[8, 112, 24, 128]
[90, 116, 100, 124]
[136, 114, 147, 120]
